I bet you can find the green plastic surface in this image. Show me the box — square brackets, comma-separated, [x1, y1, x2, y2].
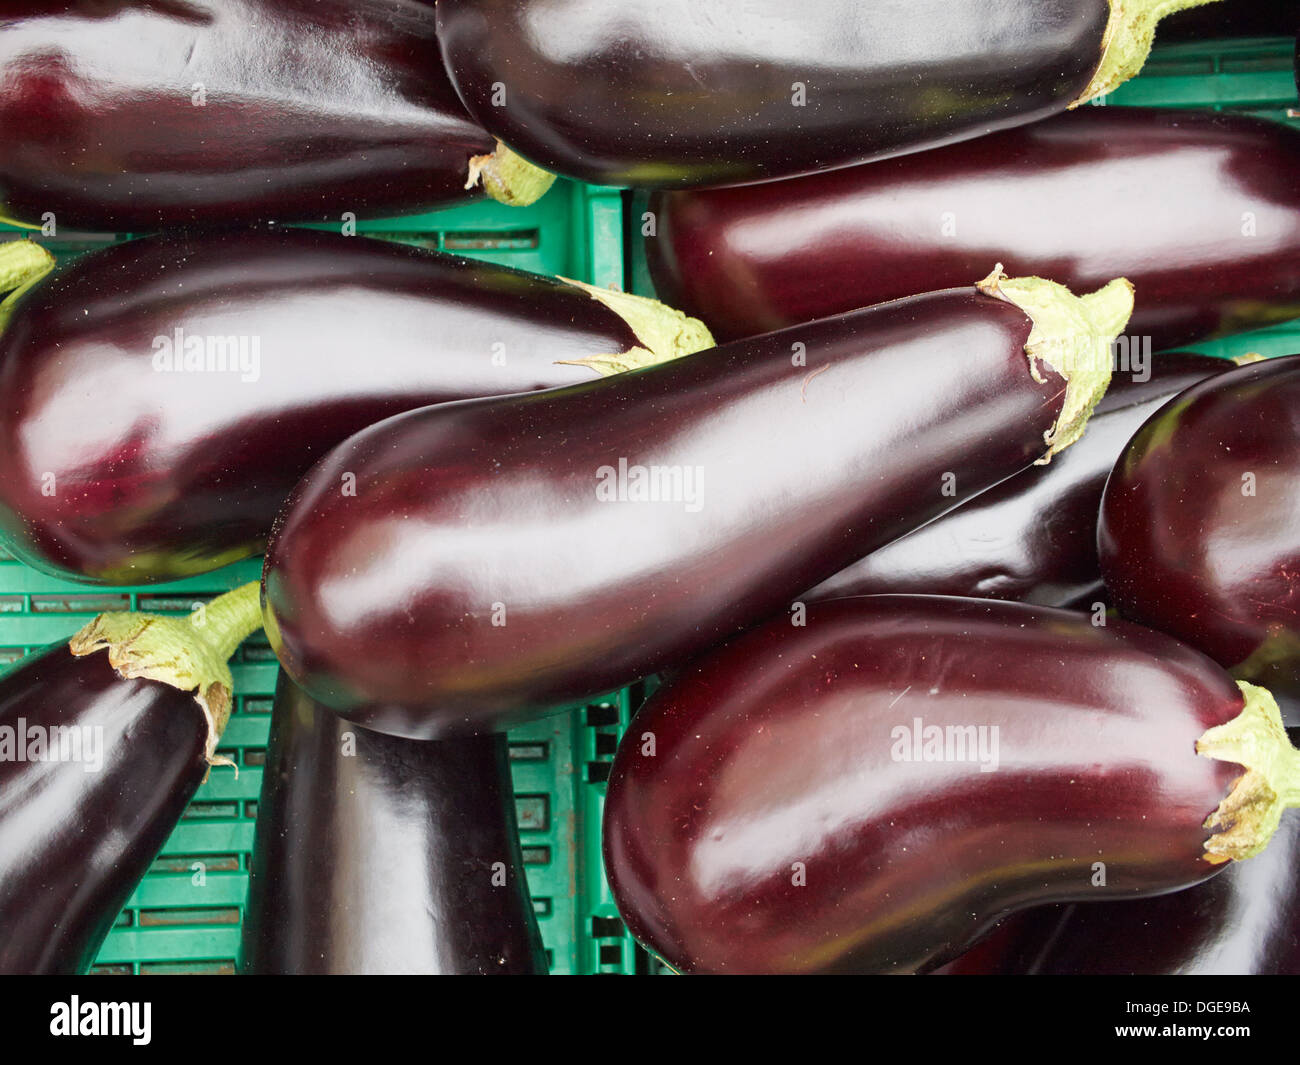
[0, 35, 1297, 976]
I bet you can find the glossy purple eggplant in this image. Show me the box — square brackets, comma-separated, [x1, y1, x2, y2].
[647, 106, 1300, 350]
[239, 673, 546, 975]
[0, 0, 510, 230]
[602, 595, 1300, 975]
[805, 351, 1230, 607]
[943, 735, 1300, 975]
[0, 228, 710, 585]
[436, 0, 1208, 191]
[0, 583, 261, 974]
[1100, 355, 1300, 714]
[262, 268, 1133, 739]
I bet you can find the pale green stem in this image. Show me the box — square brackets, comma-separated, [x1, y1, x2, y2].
[1198, 681, 1300, 863]
[1073, 0, 1225, 104]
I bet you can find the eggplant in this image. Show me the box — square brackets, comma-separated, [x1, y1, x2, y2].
[1100, 355, 1300, 717]
[806, 351, 1230, 608]
[436, 0, 1214, 191]
[1157, 0, 1299, 40]
[601, 594, 1300, 975]
[239, 674, 546, 975]
[944, 734, 1300, 975]
[262, 267, 1133, 739]
[646, 106, 1300, 350]
[0, 0, 558, 232]
[0, 228, 711, 585]
[0, 582, 262, 974]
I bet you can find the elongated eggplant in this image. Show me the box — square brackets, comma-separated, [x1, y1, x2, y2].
[646, 106, 1300, 350]
[1100, 355, 1300, 717]
[0, 0, 556, 231]
[438, 0, 1217, 192]
[262, 267, 1133, 738]
[944, 736, 1300, 975]
[806, 351, 1230, 607]
[0, 583, 262, 974]
[0, 230, 710, 585]
[602, 594, 1300, 975]
[239, 674, 546, 975]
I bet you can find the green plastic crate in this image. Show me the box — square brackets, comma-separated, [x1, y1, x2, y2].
[1, 34, 1298, 977]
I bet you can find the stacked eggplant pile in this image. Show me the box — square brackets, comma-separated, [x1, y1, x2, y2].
[0, 0, 1299, 976]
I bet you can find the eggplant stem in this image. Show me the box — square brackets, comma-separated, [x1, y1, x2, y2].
[1073, 0, 1224, 105]
[975, 264, 1134, 462]
[465, 140, 558, 207]
[199, 581, 264, 663]
[1197, 681, 1300, 864]
[0, 240, 56, 337]
[67, 581, 264, 766]
[553, 276, 715, 375]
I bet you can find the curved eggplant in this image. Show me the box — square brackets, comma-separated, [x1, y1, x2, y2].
[646, 106, 1300, 350]
[262, 269, 1133, 739]
[0, 0, 530, 231]
[601, 594, 1300, 975]
[239, 674, 546, 975]
[944, 736, 1300, 975]
[1100, 355, 1300, 714]
[806, 351, 1230, 607]
[0, 229, 710, 585]
[436, 0, 1209, 191]
[0, 583, 262, 974]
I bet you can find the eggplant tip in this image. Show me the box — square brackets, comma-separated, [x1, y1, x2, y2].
[465, 141, 558, 207]
[1073, 0, 1226, 106]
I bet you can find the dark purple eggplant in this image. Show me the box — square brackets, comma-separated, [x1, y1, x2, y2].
[262, 267, 1133, 738]
[646, 106, 1300, 350]
[0, 0, 556, 231]
[0, 228, 711, 585]
[0, 582, 261, 974]
[1100, 354, 1300, 713]
[943, 734, 1300, 975]
[239, 674, 546, 975]
[805, 351, 1231, 607]
[436, 0, 1213, 191]
[601, 594, 1300, 975]
[1157, 0, 1298, 40]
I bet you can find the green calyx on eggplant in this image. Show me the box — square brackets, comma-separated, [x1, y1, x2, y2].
[0, 582, 263, 974]
[942, 735, 1300, 976]
[0, 0, 540, 230]
[601, 594, 1300, 975]
[437, 0, 1219, 194]
[646, 106, 1300, 351]
[805, 351, 1231, 608]
[240, 674, 547, 975]
[0, 230, 712, 585]
[262, 266, 1132, 739]
[1100, 354, 1300, 722]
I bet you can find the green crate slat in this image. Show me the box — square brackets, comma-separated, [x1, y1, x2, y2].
[125, 873, 250, 910]
[191, 768, 264, 802]
[1103, 70, 1299, 107]
[215, 715, 272, 752]
[156, 821, 255, 856]
[98, 927, 241, 966]
[577, 690, 637, 975]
